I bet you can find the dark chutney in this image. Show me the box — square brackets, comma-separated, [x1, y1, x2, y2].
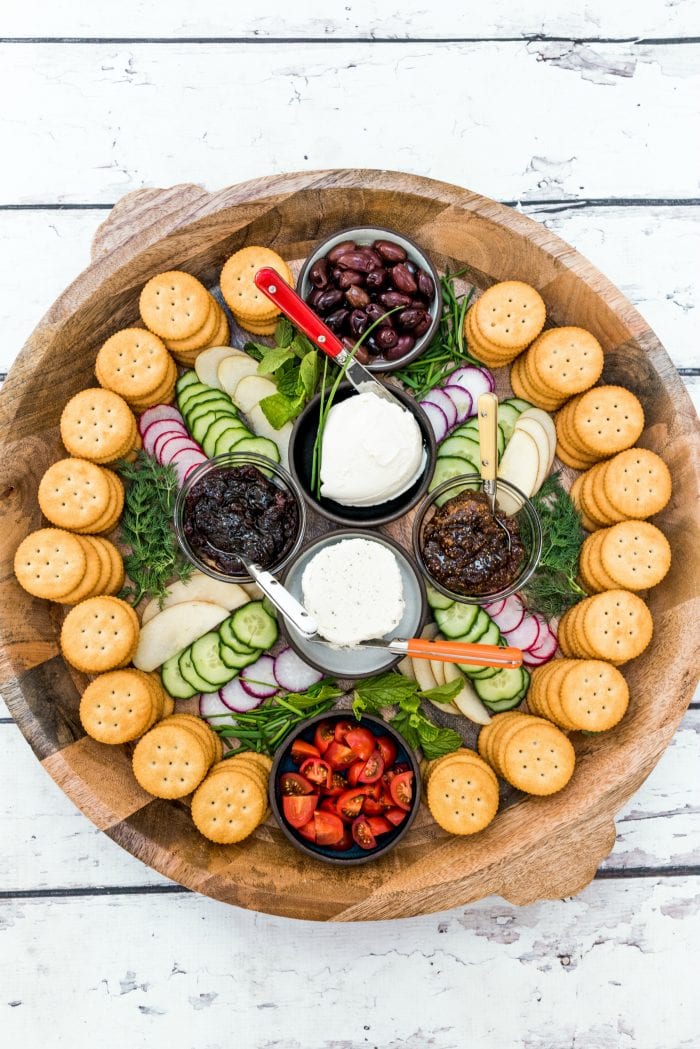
[183, 464, 299, 575]
[421, 489, 523, 596]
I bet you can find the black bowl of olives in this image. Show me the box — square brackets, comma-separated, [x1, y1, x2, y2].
[297, 226, 442, 372]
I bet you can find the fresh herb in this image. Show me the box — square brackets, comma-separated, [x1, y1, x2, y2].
[244, 318, 324, 429]
[394, 270, 478, 400]
[116, 452, 194, 605]
[352, 672, 463, 759]
[210, 680, 344, 756]
[521, 472, 587, 619]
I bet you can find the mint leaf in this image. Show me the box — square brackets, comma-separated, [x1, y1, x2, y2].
[260, 392, 302, 429]
[257, 347, 296, 376]
[353, 672, 417, 714]
[242, 341, 269, 362]
[275, 317, 294, 348]
[419, 679, 463, 704]
[417, 722, 462, 760]
[299, 350, 320, 399]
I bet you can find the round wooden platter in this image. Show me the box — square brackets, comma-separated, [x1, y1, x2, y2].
[1, 171, 698, 922]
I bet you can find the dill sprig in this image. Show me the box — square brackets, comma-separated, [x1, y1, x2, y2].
[116, 451, 194, 606]
[394, 270, 479, 400]
[521, 472, 587, 619]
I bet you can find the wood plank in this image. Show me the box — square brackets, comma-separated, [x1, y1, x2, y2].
[0, 206, 698, 379]
[1, 710, 696, 892]
[0, 43, 698, 204]
[0, 878, 697, 1048]
[4, 1, 700, 38]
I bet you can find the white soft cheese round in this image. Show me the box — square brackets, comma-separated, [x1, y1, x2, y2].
[301, 538, 405, 647]
[319, 391, 423, 506]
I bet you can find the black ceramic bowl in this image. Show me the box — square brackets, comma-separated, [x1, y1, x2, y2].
[269, 711, 421, 865]
[296, 225, 443, 372]
[289, 381, 436, 528]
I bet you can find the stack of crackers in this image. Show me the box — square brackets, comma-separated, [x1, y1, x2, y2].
[14, 528, 124, 604]
[39, 458, 124, 535]
[570, 447, 672, 532]
[80, 668, 174, 744]
[422, 749, 499, 835]
[555, 385, 645, 470]
[558, 589, 653, 665]
[510, 327, 604, 411]
[579, 520, 671, 594]
[139, 270, 229, 367]
[464, 280, 546, 368]
[60, 596, 140, 672]
[478, 712, 576, 796]
[220, 246, 292, 336]
[132, 715, 224, 800]
[191, 753, 273, 844]
[60, 388, 141, 464]
[527, 658, 629, 732]
[95, 328, 178, 411]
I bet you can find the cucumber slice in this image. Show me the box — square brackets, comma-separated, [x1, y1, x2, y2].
[505, 397, 533, 413]
[191, 632, 237, 687]
[497, 402, 521, 442]
[453, 418, 478, 437]
[175, 370, 199, 396]
[262, 595, 278, 620]
[425, 584, 454, 611]
[229, 600, 279, 650]
[429, 456, 478, 492]
[460, 608, 491, 643]
[219, 618, 258, 654]
[178, 384, 214, 410]
[178, 647, 217, 693]
[161, 653, 198, 699]
[186, 398, 236, 426]
[434, 602, 479, 639]
[462, 664, 500, 680]
[438, 435, 480, 461]
[474, 667, 527, 705]
[180, 389, 228, 418]
[219, 643, 259, 670]
[214, 426, 253, 456]
[190, 410, 229, 445]
[496, 424, 505, 458]
[229, 436, 281, 464]
[477, 621, 502, 646]
[203, 417, 248, 458]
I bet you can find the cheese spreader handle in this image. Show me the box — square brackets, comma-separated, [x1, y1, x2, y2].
[402, 637, 522, 668]
[254, 267, 345, 360]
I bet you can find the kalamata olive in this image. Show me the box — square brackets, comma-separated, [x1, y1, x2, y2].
[309, 258, 330, 289]
[375, 326, 398, 350]
[379, 291, 412, 309]
[391, 263, 418, 295]
[410, 297, 429, 310]
[373, 239, 407, 263]
[359, 247, 383, 269]
[341, 337, 356, 352]
[306, 288, 325, 308]
[365, 267, 387, 289]
[413, 311, 432, 337]
[354, 344, 371, 365]
[349, 309, 368, 337]
[365, 302, 391, 326]
[385, 334, 416, 360]
[365, 335, 382, 355]
[335, 251, 376, 273]
[345, 284, 370, 309]
[332, 266, 344, 281]
[328, 240, 357, 264]
[315, 288, 344, 312]
[397, 308, 424, 330]
[337, 269, 364, 290]
[325, 307, 351, 333]
[405, 259, 418, 274]
[417, 269, 435, 299]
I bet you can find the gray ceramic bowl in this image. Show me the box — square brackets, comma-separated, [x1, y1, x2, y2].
[296, 225, 442, 371]
[281, 530, 427, 678]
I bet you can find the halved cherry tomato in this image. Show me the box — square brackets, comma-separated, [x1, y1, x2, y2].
[389, 770, 414, 811]
[364, 781, 382, 801]
[384, 761, 410, 785]
[297, 818, 316, 842]
[324, 740, 355, 770]
[367, 815, 392, 836]
[313, 811, 345, 846]
[352, 815, 377, 850]
[313, 720, 335, 755]
[361, 796, 385, 816]
[333, 719, 355, 743]
[358, 750, 384, 784]
[375, 735, 397, 768]
[319, 797, 339, 815]
[282, 793, 318, 829]
[344, 727, 375, 762]
[322, 772, 346, 797]
[347, 760, 365, 787]
[279, 771, 315, 796]
[290, 739, 320, 765]
[299, 757, 332, 789]
[385, 807, 407, 827]
[326, 826, 354, 852]
[336, 787, 367, 821]
[379, 790, 395, 810]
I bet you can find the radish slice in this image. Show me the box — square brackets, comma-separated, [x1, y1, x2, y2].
[274, 647, 323, 692]
[491, 595, 525, 633]
[160, 436, 205, 465]
[483, 598, 506, 618]
[142, 419, 188, 456]
[219, 677, 264, 712]
[173, 451, 208, 485]
[154, 431, 193, 462]
[503, 615, 541, 651]
[441, 384, 473, 423]
[476, 366, 496, 392]
[449, 365, 494, 404]
[139, 404, 185, 436]
[528, 625, 558, 661]
[420, 402, 449, 442]
[421, 389, 457, 429]
[200, 691, 238, 727]
[240, 655, 279, 699]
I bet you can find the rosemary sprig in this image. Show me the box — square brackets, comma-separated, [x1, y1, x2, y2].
[116, 451, 194, 606]
[521, 472, 587, 619]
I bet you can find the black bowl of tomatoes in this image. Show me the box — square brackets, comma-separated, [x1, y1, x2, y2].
[269, 711, 421, 864]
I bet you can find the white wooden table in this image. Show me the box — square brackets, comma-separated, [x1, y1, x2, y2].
[1, 5, 699, 1047]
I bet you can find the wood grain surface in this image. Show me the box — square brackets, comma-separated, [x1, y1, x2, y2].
[1, 169, 698, 921]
